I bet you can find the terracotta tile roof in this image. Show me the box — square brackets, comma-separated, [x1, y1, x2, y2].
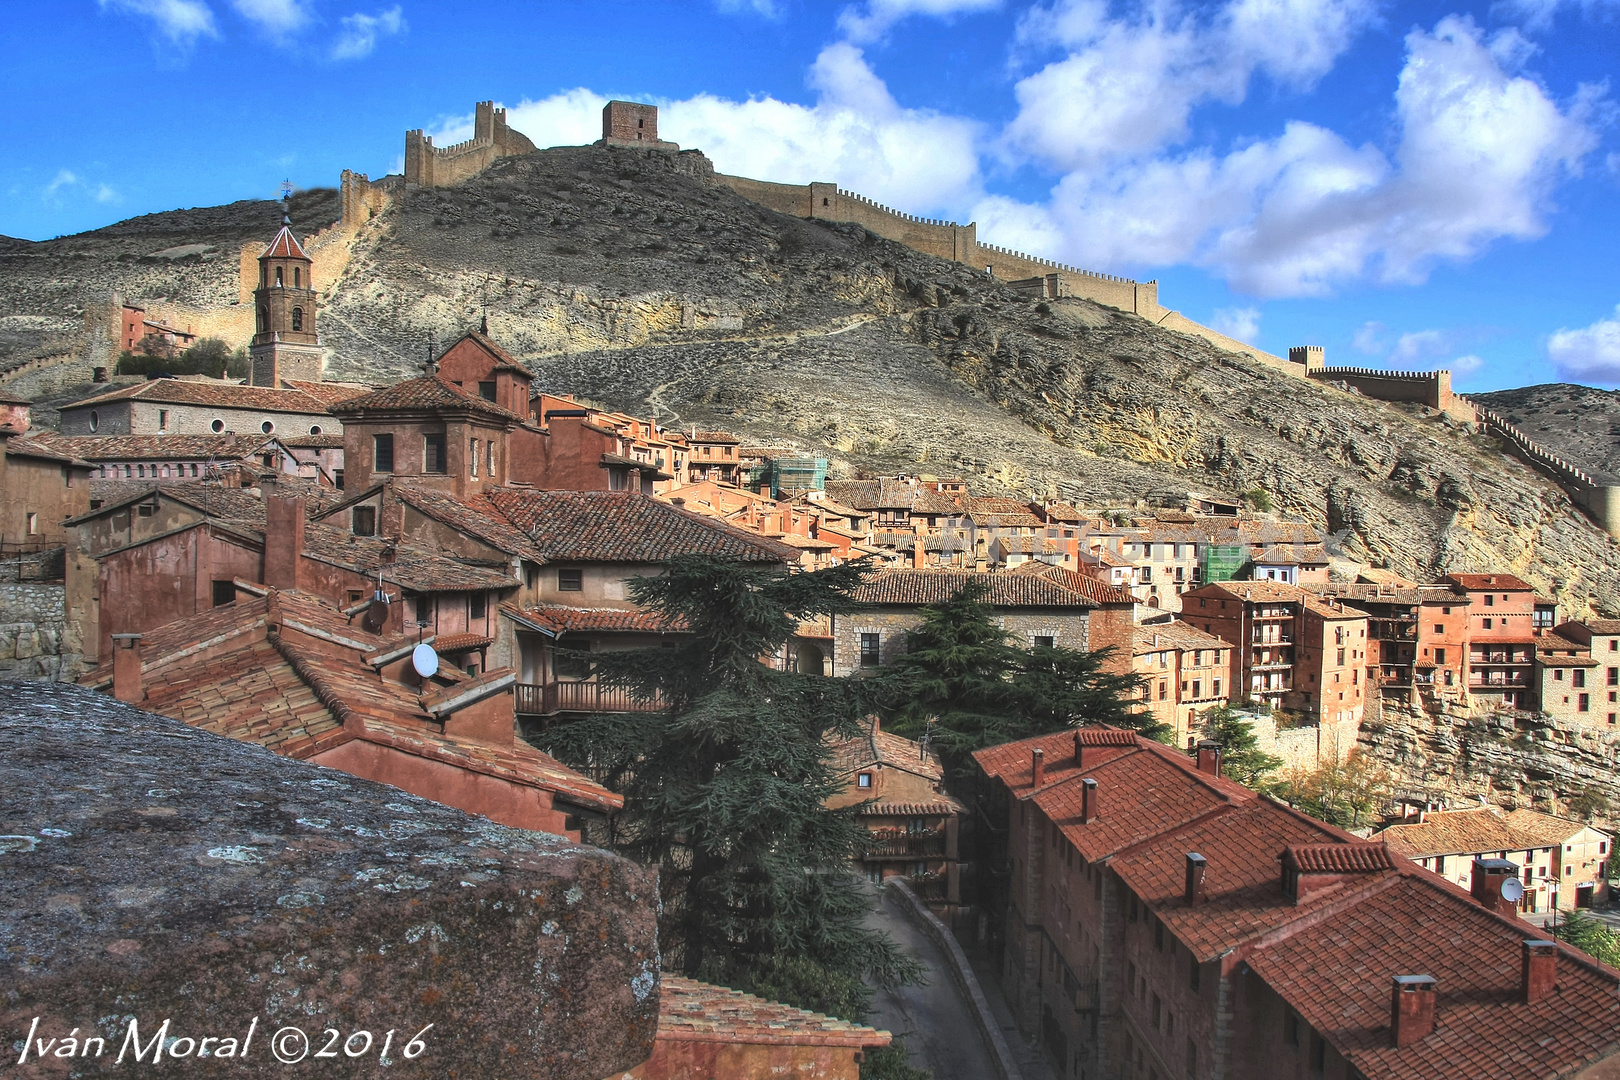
[1132, 621, 1232, 654]
[1110, 801, 1392, 961]
[443, 331, 533, 376]
[1040, 502, 1086, 523]
[391, 485, 546, 560]
[485, 489, 800, 564]
[1373, 807, 1593, 859]
[1254, 543, 1328, 564]
[82, 590, 620, 814]
[63, 381, 332, 414]
[823, 478, 959, 515]
[828, 719, 944, 782]
[769, 533, 837, 550]
[850, 568, 1133, 608]
[278, 433, 346, 448]
[1191, 580, 1308, 603]
[855, 799, 963, 816]
[1284, 842, 1399, 872]
[329, 374, 529, 422]
[3, 437, 86, 465]
[656, 977, 890, 1048]
[1305, 582, 1469, 606]
[1244, 874, 1620, 1079]
[384, 555, 516, 593]
[280, 380, 375, 405]
[1583, 619, 1620, 635]
[502, 603, 686, 635]
[431, 633, 493, 654]
[1300, 595, 1369, 620]
[1445, 572, 1536, 592]
[30, 432, 274, 461]
[689, 430, 740, 443]
[262, 223, 309, 259]
[0, 389, 33, 405]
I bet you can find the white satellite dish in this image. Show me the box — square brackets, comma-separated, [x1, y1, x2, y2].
[1501, 877, 1526, 903]
[412, 642, 440, 679]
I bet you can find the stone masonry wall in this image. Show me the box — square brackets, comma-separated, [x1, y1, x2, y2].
[831, 609, 1089, 676]
[0, 550, 75, 680]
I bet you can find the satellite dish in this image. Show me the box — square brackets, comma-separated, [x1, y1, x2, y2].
[363, 593, 390, 633]
[1501, 877, 1526, 903]
[412, 643, 440, 679]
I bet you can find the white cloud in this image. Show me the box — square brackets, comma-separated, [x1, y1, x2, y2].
[980, 16, 1601, 297]
[838, 0, 1002, 43]
[331, 5, 404, 60]
[1210, 306, 1261, 342]
[1002, 0, 1377, 173]
[716, 0, 785, 16]
[1388, 328, 1459, 366]
[482, 45, 983, 216]
[95, 184, 121, 204]
[1493, 0, 1620, 32]
[1549, 305, 1620, 382]
[1352, 321, 1387, 354]
[98, 0, 218, 43]
[231, 0, 310, 37]
[44, 170, 79, 199]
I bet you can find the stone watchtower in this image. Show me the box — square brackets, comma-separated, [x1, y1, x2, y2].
[599, 101, 679, 150]
[249, 207, 323, 387]
[1289, 345, 1325, 374]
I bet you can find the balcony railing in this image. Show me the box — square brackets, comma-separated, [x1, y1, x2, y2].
[514, 681, 664, 715]
[865, 835, 947, 859]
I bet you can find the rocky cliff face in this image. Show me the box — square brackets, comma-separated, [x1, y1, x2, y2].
[1360, 696, 1620, 832]
[1472, 383, 1620, 484]
[3, 144, 1618, 615]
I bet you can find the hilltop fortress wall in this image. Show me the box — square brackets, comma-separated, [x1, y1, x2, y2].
[404, 101, 536, 191]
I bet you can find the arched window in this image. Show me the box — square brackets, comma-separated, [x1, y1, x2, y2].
[291, 307, 303, 331]
[258, 307, 269, 332]
[275, 267, 283, 287]
[294, 267, 301, 288]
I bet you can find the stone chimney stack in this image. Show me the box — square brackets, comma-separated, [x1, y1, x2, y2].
[1196, 740, 1222, 778]
[1470, 858, 1521, 917]
[1390, 975, 1437, 1048]
[111, 633, 144, 704]
[1031, 748, 1046, 788]
[1185, 852, 1207, 905]
[1522, 940, 1557, 1005]
[262, 474, 307, 593]
[1081, 777, 1099, 823]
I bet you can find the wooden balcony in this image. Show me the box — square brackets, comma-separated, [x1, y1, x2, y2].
[514, 681, 663, 716]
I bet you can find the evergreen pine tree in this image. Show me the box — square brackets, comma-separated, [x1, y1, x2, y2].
[539, 555, 916, 1020]
[1198, 705, 1285, 790]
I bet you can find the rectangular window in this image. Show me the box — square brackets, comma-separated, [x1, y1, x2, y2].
[478, 381, 496, 401]
[1337, 647, 1346, 665]
[558, 567, 584, 592]
[352, 506, 376, 536]
[25, 512, 38, 535]
[470, 438, 479, 478]
[1192, 680, 1202, 699]
[1154, 918, 1165, 950]
[1485, 594, 1495, 607]
[1580, 693, 1590, 712]
[158, 409, 169, 431]
[423, 433, 447, 474]
[1484, 618, 1493, 630]
[1310, 1033, 1325, 1076]
[858, 772, 872, 788]
[1285, 1011, 1300, 1048]
[860, 632, 881, 667]
[1034, 635, 1054, 649]
[1212, 678, 1222, 697]
[413, 593, 433, 626]
[334, 469, 344, 490]
[487, 441, 496, 476]
[469, 592, 487, 621]
[211, 579, 235, 607]
[1189, 957, 1200, 991]
[1575, 670, 1587, 688]
[1609, 667, 1618, 686]
[373, 434, 394, 473]
[1434, 647, 1446, 665]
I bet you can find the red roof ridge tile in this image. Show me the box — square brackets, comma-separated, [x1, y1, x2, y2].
[1282, 841, 1398, 873]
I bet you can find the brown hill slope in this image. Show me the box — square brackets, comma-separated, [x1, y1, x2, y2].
[1471, 383, 1620, 484]
[2, 145, 1616, 614]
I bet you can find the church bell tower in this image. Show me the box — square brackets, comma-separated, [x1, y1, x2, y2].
[249, 203, 323, 387]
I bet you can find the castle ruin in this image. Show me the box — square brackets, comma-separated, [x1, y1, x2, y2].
[405, 101, 536, 189]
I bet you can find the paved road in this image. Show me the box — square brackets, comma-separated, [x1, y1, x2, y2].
[864, 885, 1001, 1080]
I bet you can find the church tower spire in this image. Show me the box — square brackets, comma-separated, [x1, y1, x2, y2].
[249, 199, 323, 387]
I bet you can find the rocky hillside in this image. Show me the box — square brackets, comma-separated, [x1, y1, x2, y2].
[1472, 383, 1620, 484]
[4, 144, 1619, 615]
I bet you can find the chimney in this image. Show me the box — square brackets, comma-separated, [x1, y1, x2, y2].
[1470, 858, 1521, 917]
[1185, 852, 1207, 905]
[914, 535, 925, 569]
[1081, 777, 1099, 823]
[1522, 939, 1557, 1005]
[1196, 740, 1222, 778]
[262, 475, 307, 592]
[1031, 748, 1046, 788]
[111, 633, 143, 703]
[1389, 975, 1437, 1048]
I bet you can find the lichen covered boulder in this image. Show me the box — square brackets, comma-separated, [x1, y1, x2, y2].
[1, 682, 658, 1078]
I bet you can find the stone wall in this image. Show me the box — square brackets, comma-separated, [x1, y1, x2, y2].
[1472, 402, 1620, 537]
[0, 550, 76, 681]
[831, 609, 1090, 676]
[1308, 366, 1476, 422]
[406, 101, 537, 189]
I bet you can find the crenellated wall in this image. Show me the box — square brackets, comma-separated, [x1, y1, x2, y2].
[405, 101, 537, 189]
[1471, 403, 1620, 535]
[1306, 366, 1475, 422]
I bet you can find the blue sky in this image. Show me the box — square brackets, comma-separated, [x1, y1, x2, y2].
[5, 0, 1619, 390]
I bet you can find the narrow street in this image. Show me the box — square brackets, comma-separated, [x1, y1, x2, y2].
[863, 885, 1001, 1080]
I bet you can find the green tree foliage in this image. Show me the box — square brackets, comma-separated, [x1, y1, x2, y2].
[540, 556, 916, 1021]
[877, 582, 1152, 775]
[1553, 911, 1620, 968]
[1277, 751, 1395, 828]
[861, 1040, 931, 1080]
[1197, 705, 1284, 791]
[115, 336, 247, 379]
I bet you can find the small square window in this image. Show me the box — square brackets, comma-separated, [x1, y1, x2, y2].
[469, 592, 487, 620]
[352, 506, 376, 537]
[860, 632, 881, 667]
[857, 773, 872, 788]
[558, 567, 584, 591]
